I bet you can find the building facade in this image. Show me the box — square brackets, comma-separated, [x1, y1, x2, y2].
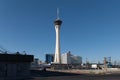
[61, 51, 82, 64]
[0, 53, 33, 79]
[45, 54, 54, 64]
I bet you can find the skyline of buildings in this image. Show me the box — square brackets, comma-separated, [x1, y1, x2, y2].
[45, 51, 82, 65]
[0, 0, 120, 63]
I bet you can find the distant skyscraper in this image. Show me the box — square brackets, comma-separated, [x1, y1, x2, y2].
[54, 8, 62, 63]
[45, 54, 54, 64]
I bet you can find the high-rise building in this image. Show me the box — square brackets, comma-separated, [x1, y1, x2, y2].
[61, 51, 72, 64]
[61, 51, 82, 64]
[45, 54, 54, 64]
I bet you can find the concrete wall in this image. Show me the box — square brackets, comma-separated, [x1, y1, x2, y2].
[0, 62, 31, 79]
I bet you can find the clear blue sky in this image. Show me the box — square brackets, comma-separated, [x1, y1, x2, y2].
[0, 0, 120, 63]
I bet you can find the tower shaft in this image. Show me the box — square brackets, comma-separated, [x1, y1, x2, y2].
[54, 25, 61, 63]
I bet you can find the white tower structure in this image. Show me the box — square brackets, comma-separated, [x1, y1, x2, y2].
[54, 8, 62, 63]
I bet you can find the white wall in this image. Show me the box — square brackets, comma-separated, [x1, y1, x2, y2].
[61, 52, 82, 64]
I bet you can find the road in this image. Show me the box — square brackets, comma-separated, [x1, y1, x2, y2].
[25, 70, 120, 80]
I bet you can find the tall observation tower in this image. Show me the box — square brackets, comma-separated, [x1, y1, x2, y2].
[54, 8, 62, 64]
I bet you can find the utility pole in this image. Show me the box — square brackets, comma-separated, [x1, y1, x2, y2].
[104, 57, 107, 72]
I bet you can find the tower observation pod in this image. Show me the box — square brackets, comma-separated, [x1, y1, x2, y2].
[54, 8, 62, 64]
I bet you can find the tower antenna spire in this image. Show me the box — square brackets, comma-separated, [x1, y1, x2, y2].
[57, 8, 60, 19]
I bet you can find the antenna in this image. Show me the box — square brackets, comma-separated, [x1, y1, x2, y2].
[57, 8, 60, 19]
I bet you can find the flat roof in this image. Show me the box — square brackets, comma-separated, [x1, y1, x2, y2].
[0, 54, 34, 62]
